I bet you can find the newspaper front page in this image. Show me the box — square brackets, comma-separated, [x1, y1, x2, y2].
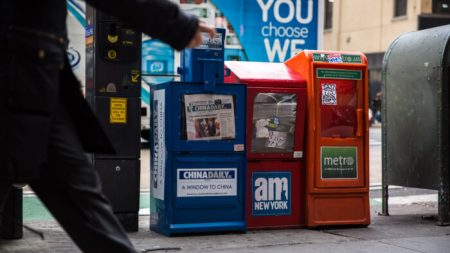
[184, 94, 235, 140]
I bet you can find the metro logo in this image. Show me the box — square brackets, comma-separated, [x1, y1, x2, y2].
[252, 172, 291, 216]
[323, 156, 355, 167]
[321, 146, 358, 179]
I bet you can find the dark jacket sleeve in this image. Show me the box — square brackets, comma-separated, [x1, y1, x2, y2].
[86, 0, 199, 50]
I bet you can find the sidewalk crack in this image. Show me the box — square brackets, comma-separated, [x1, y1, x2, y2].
[377, 241, 426, 253]
[320, 230, 362, 240]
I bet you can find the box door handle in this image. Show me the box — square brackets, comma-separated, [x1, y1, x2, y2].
[356, 108, 364, 137]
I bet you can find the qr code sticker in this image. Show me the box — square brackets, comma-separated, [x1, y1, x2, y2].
[322, 83, 337, 105]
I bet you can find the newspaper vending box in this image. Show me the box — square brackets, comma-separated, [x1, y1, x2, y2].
[286, 50, 370, 227]
[225, 61, 307, 229]
[150, 29, 247, 236]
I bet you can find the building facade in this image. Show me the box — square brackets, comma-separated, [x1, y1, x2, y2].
[322, 0, 450, 102]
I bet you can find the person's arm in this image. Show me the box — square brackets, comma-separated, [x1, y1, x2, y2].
[86, 0, 203, 50]
[187, 22, 216, 48]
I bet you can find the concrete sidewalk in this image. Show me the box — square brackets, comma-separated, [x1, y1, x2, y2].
[3, 128, 449, 252]
[1, 200, 449, 253]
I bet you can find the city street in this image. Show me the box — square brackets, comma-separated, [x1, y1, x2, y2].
[2, 126, 449, 253]
[2, 0, 449, 252]
[0, 0, 450, 253]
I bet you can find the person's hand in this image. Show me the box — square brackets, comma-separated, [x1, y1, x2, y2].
[187, 22, 216, 48]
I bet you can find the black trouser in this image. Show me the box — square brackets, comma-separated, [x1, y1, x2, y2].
[0, 186, 10, 213]
[25, 102, 137, 253]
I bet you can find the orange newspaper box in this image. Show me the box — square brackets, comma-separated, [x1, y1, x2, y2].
[286, 50, 370, 227]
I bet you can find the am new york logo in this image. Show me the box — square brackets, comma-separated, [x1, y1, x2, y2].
[252, 172, 291, 216]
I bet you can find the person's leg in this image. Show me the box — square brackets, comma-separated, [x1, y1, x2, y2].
[0, 185, 23, 239]
[29, 103, 137, 253]
[0, 184, 11, 234]
[0, 185, 10, 214]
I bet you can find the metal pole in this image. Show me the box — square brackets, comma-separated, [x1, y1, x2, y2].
[380, 51, 389, 216]
[437, 188, 450, 225]
[380, 184, 389, 216]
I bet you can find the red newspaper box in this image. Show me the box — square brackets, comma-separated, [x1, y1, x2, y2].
[286, 51, 370, 227]
[225, 61, 307, 229]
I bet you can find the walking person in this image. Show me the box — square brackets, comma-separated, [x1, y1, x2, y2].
[0, 0, 215, 252]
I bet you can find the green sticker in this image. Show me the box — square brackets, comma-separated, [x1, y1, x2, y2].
[317, 68, 362, 80]
[321, 146, 357, 179]
[312, 53, 329, 62]
[312, 53, 362, 63]
[342, 54, 362, 63]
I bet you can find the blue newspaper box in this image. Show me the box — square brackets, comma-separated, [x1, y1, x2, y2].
[150, 29, 247, 236]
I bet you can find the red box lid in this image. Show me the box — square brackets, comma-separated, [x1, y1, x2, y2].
[225, 61, 307, 88]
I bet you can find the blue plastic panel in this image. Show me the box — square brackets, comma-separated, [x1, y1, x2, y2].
[180, 28, 226, 86]
[150, 152, 246, 235]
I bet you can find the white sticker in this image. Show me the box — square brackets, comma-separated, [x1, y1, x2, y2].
[293, 151, 303, 158]
[255, 119, 270, 138]
[197, 32, 223, 50]
[327, 53, 343, 63]
[322, 83, 337, 105]
[177, 168, 237, 197]
[234, 144, 244, 152]
[265, 131, 288, 149]
[152, 89, 165, 200]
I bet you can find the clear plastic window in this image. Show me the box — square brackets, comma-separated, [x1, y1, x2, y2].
[181, 93, 236, 141]
[320, 79, 357, 138]
[251, 93, 298, 153]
